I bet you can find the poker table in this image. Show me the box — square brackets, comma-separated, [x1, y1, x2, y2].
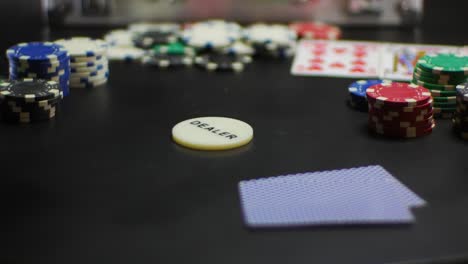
[1, 25, 468, 264]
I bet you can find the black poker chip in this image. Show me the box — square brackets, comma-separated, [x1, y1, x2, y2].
[194, 54, 251, 72]
[141, 54, 193, 68]
[133, 31, 178, 49]
[0, 78, 61, 103]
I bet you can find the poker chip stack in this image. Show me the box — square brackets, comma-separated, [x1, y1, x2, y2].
[366, 82, 435, 138]
[132, 23, 180, 49]
[182, 20, 253, 72]
[348, 79, 389, 111]
[411, 53, 468, 119]
[104, 29, 145, 62]
[453, 83, 468, 140]
[243, 23, 297, 58]
[289, 22, 342, 40]
[55, 37, 109, 88]
[142, 42, 195, 68]
[7, 42, 70, 96]
[0, 79, 63, 123]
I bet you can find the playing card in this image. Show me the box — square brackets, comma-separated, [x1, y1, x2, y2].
[378, 43, 461, 81]
[239, 166, 417, 228]
[291, 40, 382, 78]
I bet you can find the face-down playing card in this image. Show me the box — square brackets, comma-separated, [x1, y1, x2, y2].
[238, 165, 424, 228]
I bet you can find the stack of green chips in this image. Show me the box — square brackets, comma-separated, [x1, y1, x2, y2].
[411, 53, 468, 119]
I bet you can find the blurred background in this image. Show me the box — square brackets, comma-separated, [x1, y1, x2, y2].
[0, 0, 466, 29]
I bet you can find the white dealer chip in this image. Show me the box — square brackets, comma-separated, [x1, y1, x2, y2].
[172, 117, 253, 151]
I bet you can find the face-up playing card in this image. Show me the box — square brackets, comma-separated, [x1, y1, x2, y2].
[291, 40, 465, 80]
[291, 40, 382, 78]
[379, 43, 461, 81]
[239, 165, 419, 228]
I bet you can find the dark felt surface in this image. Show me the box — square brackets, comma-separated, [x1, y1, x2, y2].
[1, 5, 468, 264]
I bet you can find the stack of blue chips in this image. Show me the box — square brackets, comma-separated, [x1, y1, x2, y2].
[348, 79, 387, 112]
[7, 42, 70, 96]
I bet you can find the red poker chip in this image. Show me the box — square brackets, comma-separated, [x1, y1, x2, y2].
[289, 22, 341, 40]
[368, 120, 435, 138]
[369, 114, 434, 129]
[369, 99, 433, 112]
[366, 82, 432, 107]
[369, 108, 434, 122]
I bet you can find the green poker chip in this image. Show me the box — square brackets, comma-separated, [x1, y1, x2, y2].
[414, 67, 468, 81]
[432, 96, 457, 103]
[415, 64, 468, 78]
[412, 80, 457, 91]
[433, 101, 456, 107]
[434, 106, 456, 113]
[152, 42, 195, 56]
[416, 53, 468, 74]
[413, 72, 466, 85]
[427, 88, 457, 97]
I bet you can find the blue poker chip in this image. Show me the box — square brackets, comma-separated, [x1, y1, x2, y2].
[6, 42, 68, 62]
[348, 80, 388, 99]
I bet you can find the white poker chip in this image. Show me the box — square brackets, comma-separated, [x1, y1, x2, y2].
[55, 37, 108, 57]
[107, 46, 145, 61]
[181, 20, 242, 49]
[244, 24, 297, 50]
[128, 22, 180, 34]
[104, 29, 134, 47]
[223, 41, 255, 56]
[172, 116, 254, 151]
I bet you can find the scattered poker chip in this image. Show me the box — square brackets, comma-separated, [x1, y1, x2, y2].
[194, 54, 251, 72]
[416, 53, 468, 74]
[107, 46, 145, 61]
[152, 42, 195, 56]
[181, 20, 242, 50]
[289, 22, 341, 40]
[366, 82, 431, 107]
[133, 31, 178, 49]
[172, 116, 253, 150]
[55, 37, 109, 88]
[104, 29, 134, 47]
[141, 54, 193, 68]
[7, 42, 71, 96]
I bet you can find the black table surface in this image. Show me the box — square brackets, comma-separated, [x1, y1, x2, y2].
[1, 26, 468, 264]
